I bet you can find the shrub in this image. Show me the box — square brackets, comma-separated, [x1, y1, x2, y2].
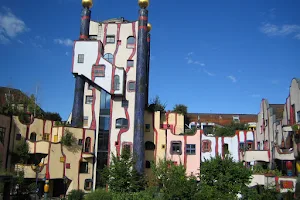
[60, 129, 77, 146]
[67, 189, 85, 200]
[85, 189, 112, 200]
[173, 104, 188, 116]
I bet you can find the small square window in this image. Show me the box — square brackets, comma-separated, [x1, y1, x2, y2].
[145, 124, 150, 132]
[127, 60, 134, 67]
[171, 141, 182, 155]
[84, 179, 93, 190]
[86, 96, 93, 104]
[88, 84, 93, 90]
[16, 133, 21, 141]
[79, 162, 88, 173]
[122, 100, 128, 108]
[43, 133, 50, 141]
[78, 54, 84, 63]
[186, 144, 196, 155]
[83, 116, 89, 127]
[93, 65, 105, 77]
[78, 139, 83, 145]
[202, 140, 211, 152]
[106, 35, 115, 44]
[128, 81, 135, 92]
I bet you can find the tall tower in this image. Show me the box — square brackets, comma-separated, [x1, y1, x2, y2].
[71, 0, 93, 127]
[133, 0, 150, 174]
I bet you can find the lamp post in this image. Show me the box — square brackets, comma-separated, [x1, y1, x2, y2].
[31, 162, 44, 200]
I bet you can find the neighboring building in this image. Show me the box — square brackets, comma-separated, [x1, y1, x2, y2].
[0, 114, 95, 198]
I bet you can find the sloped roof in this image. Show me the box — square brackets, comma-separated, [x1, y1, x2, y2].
[269, 104, 284, 120]
[187, 113, 257, 126]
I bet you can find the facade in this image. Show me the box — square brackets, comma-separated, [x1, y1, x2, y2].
[0, 114, 95, 198]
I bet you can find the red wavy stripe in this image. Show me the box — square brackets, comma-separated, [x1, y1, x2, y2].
[46, 121, 53, 179]
[153, 113, 158, 160]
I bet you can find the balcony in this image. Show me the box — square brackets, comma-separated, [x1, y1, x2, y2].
[274, 145, 295, 160]
[27, 141, 49, 154]
[242, 150, 270, 162]
[15, 164, 46, 179]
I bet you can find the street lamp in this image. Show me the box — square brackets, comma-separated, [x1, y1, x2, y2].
[31, 162, 44, 200]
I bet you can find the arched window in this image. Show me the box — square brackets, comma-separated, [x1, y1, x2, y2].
[84, 137, 91, 153]
[114, 75, 120, 91]
[145, 141, 155, 150]
[30, 132, 37, 141]
[104, 53, 113, 63]
[116, 118, 128, 129]
[145, 161, 151, 168]
[126, 36, 135, 49]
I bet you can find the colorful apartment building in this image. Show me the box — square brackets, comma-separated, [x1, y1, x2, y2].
[0, 114, 95, 198]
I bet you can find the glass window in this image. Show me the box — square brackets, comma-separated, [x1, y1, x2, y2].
[297, 111, 300, 123]
[128, 81, 135, 91]
[89, 35, 97, 40]
[145, 124, 150, 132]
[122, 100, 128, 108]
[114, 75, 120, 91]
[100, 90, 111, 110]
[127, 36, 135, 48]
[86, 96, 93, 104]
[127, 60, 134, 67]
[79, 162, 88, 173]
[145, 141, 155, 150]
[78, 139, 83, 145]
[202, 140, 211, 152]
[0, 127, 5, 144]
[99, 116, 110, 131]
[78, 54, 84, 63]
[116, 118, 128, 129]
[88, 84, 93, 90]
[30, 132, 37, 142]
[186, 144, 196, 155]
[84, 179, 93, 190]
[97, 152, 108, 170]
[93, 65, 105, 77]
[84, 116, 89, 127]
[106, 35, 115, 44]
[43, 133, 50, 141]
[104, 53, 113, 63]
[84, 137, 91, 153]
[171, 141, 182, 155]
[145, 161, 151, 168]
[98, 131, 109, 151]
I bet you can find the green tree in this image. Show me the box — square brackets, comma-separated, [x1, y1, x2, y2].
[60, 129, 77, 147]
[151, 159, 198, 200]
[173, 104, 188, 116]
[147, 96, 166, 113]
[11, 138, 30, 164]
[104, 147, 145, 193]
[196, 155, 252, 200]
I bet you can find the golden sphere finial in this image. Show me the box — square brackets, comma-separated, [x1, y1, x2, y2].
[138, 0, 149, 9]
[147, 23, 152, 32]
[82, 0, 93, 8]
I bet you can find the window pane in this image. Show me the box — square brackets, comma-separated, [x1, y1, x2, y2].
[127, 60, 134, 67]
[122, 100, 128, 108]
[128, 82, 135, 91]
[104, 53, 113, 63]
[78, 54, 84, 63]
[106, 36, 115, 43]
[86, 96, 93, 104]
[99, 116, 110, 131]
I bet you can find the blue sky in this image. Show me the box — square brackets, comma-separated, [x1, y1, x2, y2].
[0, 0, 300, 120]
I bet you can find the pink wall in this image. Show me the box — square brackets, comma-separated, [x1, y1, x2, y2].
[166, 130, 201, 176]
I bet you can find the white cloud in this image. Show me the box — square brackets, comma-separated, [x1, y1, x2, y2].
[54, 38, 73, 46]
[295, 34, 300, 40]
[260, 22, 300, 39]
[227, 75, 237, 83]
[17, 39, 24, 44]
[251, 94, 260, 98]
[185, 53, 205, 66]
[0, 7, 28, 44]
[203, 69, 214, 76]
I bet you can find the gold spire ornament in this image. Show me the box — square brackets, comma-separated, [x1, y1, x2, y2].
[138, 0, 149, 9]
[147, 23, 152, 32]
[82, 0, 93, 8]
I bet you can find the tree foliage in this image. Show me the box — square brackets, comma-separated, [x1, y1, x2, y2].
[60, 129, 77, 146]
[147, 96, 166, 113]
[11, 138, 30, 164]
[103, 147, 145, 193]
[151, 160, 198, 200]
[212, 121, 249, 137]
[173, 104, 188, 116]
[43, 112, 62, 121]
[198, 155, 252, 199]
[67, 189, 85, 200]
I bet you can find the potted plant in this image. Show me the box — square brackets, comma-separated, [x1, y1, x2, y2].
[293, 124, 300, 134]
